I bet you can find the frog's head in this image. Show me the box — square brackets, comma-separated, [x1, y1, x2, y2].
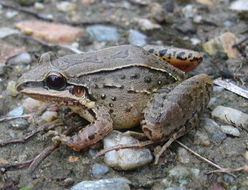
[16, 52, 95, 109]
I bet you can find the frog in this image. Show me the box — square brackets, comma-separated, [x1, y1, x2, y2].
[16, 45, 212, 153]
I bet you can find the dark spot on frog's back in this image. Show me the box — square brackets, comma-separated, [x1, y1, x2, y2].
[110, 49, 129, 59]
[176, 52, 187, 60]
[159, 49, 168, 57]
[130, 73, 140, 79]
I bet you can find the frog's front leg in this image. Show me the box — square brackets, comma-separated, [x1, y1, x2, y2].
[141, 74, 213, 142]
[54, 105, 113, 151]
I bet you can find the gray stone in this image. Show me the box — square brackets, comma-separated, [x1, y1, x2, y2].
[212, 106, 248, 128]
[210, 131, 227, 145]
[177, 147, 191, 164]
[86, 25, 119, 42]
[168, 166, 200, 179]
[220, 125, 240, 137]
[230, 0, 248, 12]
[104, 130, 153, 170]
[71, 178, 131, 190]
[91, 163, 109, 176]
[9, 118, 29, 130]
[128, 29, 147, 47]
[0, 27, 19, 38]
[7, 106, 24, 117]
[7, 53, 32, 65]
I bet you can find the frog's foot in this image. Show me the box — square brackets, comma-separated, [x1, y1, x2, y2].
[56, 106, 113, 151]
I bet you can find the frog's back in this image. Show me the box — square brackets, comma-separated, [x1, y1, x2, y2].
[57, 45, 185, 80]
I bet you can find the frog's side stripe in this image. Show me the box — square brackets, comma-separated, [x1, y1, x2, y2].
[75, 64, 184, 82]
[144, 46, 203, 72]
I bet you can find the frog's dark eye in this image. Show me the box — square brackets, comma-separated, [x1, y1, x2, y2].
[45, 72, 67, 90]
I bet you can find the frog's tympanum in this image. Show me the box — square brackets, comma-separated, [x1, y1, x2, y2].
[16, 45, 212, 152]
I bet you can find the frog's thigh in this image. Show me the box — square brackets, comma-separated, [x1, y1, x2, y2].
[59, 106, 113, 151]
[141, 74, 212, 142]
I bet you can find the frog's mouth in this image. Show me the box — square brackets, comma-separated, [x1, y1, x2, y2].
[16, 82, 95, 109]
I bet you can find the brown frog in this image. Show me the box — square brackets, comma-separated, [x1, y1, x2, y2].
[16, 45, 212, 153]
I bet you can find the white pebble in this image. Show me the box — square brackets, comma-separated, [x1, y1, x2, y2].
[212, 106, 248, 128]
[41, 111, 58, 122]
[22, 97, 45, 113]
[220, 125, 240, 137]
[7, 81, 18, 96]
[104, 131, 153, 170]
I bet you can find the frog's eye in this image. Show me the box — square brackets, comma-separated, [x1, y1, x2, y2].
[45, 72, 67, 90]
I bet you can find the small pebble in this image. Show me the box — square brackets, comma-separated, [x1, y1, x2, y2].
[22, 97, 45, 113]
[148, 3, 166, 23]
[91, 163, 109, 176]
[230, 0, 248, 12]
[6, 11, 18, 18]
[210, 131, 227, 145]
[223, 174, 236, 184]
[86, 25, 119, 42]
[7, 81, 18, 96]
[41, 110, 58, 122]
[135, 18, 161, 30]
[68, 156, 80, 163]
[104, 131, 153, 170]
[63, 178, 74, 187]
[193, 130, 210, 146]
[9, 118, 29, 130]
[203, 118, 220, 134]
[71, 178, 131, 190]
[212, 106, 248, 128]
[34, 2, 45, 10]
[182, 5, 196, 18]
[203, 32, 241, 58]
[177, 147, 191, 164]
[196, 0, 214, 7]
[128, 29, 147, 46]
[7, 106, 24, 117]
[0, 27, 19, 38]
[56, 1, 76, 12]
[169, 165, 200, 179]
[7, 53, 32, 65]
[220, 125, 240, 137]
[245, 151, 248, 160]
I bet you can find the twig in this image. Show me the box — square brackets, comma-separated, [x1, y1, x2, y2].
[0, 114, 31, 123]
[27, 142, 60, 173]
[94, 140, 154, 158]
[175, 140, 237, 178]
[0, 119, 62, 146]
[0, 160, 33, 171]
[232, 36, 248, 48]
[27, 122, 79, 173]
[206, 165, 248, 175]
[213, 78, 248, 99]
[175, 140, 222, 169]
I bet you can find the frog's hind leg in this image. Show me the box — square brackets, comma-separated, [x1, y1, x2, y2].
[53, 105, 113, 151]
[141, 74, 212, 162]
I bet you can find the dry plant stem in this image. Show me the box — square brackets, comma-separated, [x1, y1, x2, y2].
[27, 123, 79, 173]
[0, 114, 31, 123]
[94, 140, 155, 158]
[213, 78, 248, 99]
[232, 36, 248, 48]
[0, 160, 33, 171]
[27, 142, 60, 173]
[175, 140, 222, 169]
[206, 165, 248, 175]
[0, 119, 62, 146]
[154, 137, 175, 164]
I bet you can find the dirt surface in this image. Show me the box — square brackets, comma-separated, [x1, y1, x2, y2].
[0, 0, 247, 190]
